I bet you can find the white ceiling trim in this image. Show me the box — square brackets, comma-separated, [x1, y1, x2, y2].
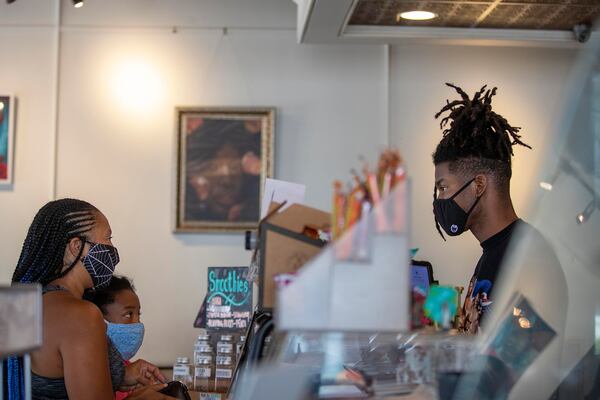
[343, 24, 585, 48]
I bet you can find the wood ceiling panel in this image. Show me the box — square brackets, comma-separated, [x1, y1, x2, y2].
[348, 0, 600, 30]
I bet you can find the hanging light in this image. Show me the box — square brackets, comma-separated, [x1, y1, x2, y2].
[73, 0, 84, 8]
[539, 181, 553, 191]
[576, 200, 596, 225]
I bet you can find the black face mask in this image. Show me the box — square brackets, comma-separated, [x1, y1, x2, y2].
[433, 178, 481, 238]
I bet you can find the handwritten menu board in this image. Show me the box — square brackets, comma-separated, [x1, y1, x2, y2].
[195, 267, 253, 331]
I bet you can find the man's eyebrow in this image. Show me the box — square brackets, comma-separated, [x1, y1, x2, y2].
[435, 178, 445, 186]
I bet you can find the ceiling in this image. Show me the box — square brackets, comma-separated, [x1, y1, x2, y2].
[294, 0, 600, 46]
[348, 0, 600, 31]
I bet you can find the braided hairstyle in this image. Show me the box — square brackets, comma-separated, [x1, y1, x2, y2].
[5, 198, 98, 400]
[12, 198, 98, 285]
[432, 83, 531, 239]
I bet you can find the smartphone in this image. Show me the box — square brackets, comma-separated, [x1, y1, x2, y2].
[158, 381, 192, 400]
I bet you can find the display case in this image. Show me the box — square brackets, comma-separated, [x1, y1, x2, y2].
[231, 329, 481, 400]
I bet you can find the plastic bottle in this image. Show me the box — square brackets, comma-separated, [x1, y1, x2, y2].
[172, 357, 192, 388]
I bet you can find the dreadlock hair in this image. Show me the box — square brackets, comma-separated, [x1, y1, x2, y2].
[5, 199, 98, 400]
[433, 83, 531, 187]
[87, 275, 135, 316]
[432, 83, 531, 240]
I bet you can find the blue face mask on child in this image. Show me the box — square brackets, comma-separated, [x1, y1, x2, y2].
[106, 321, 145, 360]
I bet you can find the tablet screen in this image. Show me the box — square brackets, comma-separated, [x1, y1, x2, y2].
[411, 264, 431, 293]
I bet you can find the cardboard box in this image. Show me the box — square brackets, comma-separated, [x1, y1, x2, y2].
[258, 203, 330, 310]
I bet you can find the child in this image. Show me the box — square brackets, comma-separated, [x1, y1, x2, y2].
[89, 275, 145, 400]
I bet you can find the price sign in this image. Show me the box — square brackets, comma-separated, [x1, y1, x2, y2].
[194, 267, 253, 332]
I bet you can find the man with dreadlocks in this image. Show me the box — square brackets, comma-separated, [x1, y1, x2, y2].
[432, 83, 553, 334]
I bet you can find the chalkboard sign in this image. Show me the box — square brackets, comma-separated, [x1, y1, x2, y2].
[194, 267, 253, 331]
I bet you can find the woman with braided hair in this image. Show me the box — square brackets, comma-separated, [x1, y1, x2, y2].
[4, 199, 174, 400]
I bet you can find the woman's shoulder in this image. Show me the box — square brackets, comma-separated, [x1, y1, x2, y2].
[45, 294, 105, 333]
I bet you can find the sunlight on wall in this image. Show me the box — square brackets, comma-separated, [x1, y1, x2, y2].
[112, 58, 163, 113]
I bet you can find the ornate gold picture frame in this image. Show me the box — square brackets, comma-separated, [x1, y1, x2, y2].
[175, 107, 275, 232]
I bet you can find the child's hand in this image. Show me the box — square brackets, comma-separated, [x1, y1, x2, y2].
[122, 359, 167, 390]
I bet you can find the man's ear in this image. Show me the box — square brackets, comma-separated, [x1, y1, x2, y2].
[474, 174, 488, 197]
[66, 237, 84, 260]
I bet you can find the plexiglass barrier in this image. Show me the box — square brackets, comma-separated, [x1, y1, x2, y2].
[277, 181, 410, 332]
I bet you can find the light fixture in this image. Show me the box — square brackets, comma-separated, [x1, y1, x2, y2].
[513, 307, 522, 317]
[397, 11, 437, 21]
[576, 199, 596, 225]
[539, 164, 563, 192]
[518, 317, 532, 329]
[0, 102, 4, 111]
[73, 0, 84, 8]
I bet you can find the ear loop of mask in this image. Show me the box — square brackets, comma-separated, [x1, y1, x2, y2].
[433, 185, 447, 242]
[464, 191, 482, 216]
[433, 178, 480, 241]
[49, 236, 88, 282]
[460, 178, 483, 219]
[449, 178, 476, 201]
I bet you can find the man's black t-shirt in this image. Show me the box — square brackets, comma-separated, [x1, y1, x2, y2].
[460, 219, 531, 334]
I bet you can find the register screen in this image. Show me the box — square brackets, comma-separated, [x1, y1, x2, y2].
[411, 264, 431, 293]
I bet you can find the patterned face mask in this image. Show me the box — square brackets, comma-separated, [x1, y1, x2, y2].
[82, 242, 120, 290]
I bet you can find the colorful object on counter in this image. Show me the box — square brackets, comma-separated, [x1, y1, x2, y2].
[302, 224, 330, 242]
[332, 181, 346, 239]
[424, 285, 458, 328]
[331, 149, 406, 240]
[411, 287, 433, 329]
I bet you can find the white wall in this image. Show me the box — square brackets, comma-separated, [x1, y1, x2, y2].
[389, 43, 577, 290]
[0, 2, 56, 283]
[0, 0, 580, 368]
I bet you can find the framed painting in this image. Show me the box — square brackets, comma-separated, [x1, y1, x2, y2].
[0, 95, 15, 186]
[175, 107, 275, 232]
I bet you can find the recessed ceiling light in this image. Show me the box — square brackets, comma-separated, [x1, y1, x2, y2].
[397, 11, 437, 21]
[73, 0, 84, 8]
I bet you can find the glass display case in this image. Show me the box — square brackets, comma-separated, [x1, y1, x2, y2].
[233, 329, 483, 399]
